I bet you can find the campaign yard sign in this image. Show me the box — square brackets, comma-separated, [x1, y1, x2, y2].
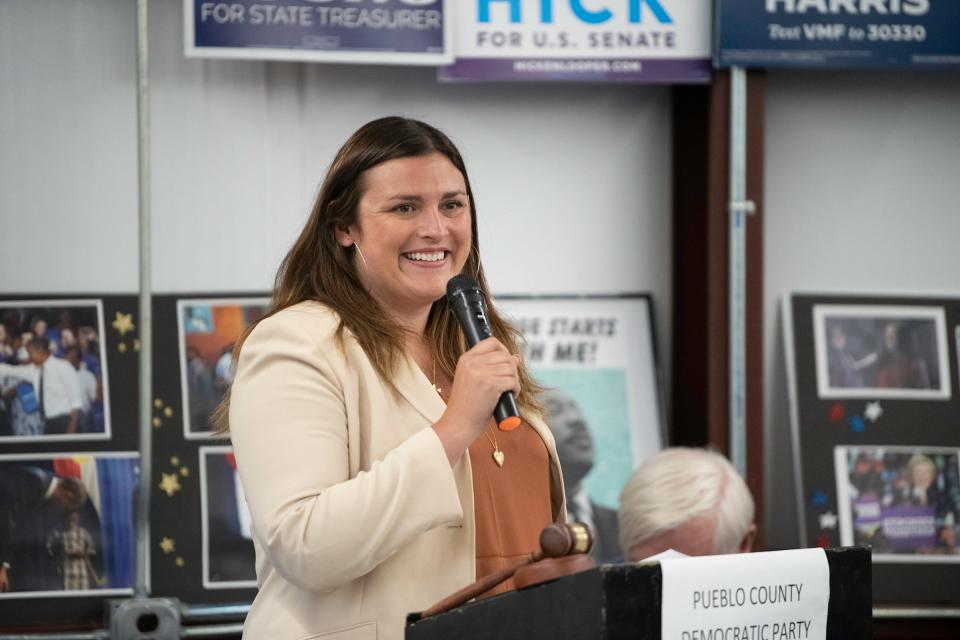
[440, 0, 712, 82]
[185, 0, 453, 65]
[716, 0, 960, 69]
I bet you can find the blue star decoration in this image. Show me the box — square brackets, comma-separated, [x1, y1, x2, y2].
[811, 490, 828, 508]
[848, 415, 865, 433]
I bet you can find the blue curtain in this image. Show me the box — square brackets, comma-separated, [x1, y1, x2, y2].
[96, 458, 138, 588]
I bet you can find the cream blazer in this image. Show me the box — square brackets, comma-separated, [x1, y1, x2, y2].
[229, 301, 566, 640]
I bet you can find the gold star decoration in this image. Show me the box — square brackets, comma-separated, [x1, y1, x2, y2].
[118, 342, 127, 353]
[154, 399, 163, 409]
[170, 456, 180, 466]
[133, 339, 141, 352]
[164, 407, 173, 418]
[112, 312, 135, 337]
[175, 557, 185, 568]
[158, 473, 182, 497]
[180, 466, 190, 477]
[152, 417, 161, 428]
[159, 537, 176, 554]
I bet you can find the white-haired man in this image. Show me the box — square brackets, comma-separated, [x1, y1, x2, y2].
[618, 448, 756, 561]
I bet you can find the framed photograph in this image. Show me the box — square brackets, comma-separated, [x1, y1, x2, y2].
[835, 445, 960, 563]
[178, 298, 269, 439]
[0, 452, 139, 598]
[0, 299, 112, 442]
[494, 294, 664, 562]
[200, 446, 256, 589]
[813, 304, 950, 400]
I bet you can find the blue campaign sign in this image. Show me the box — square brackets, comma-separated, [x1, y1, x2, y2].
[440, 0, 712, 83]
[185, 0, 452, 65]
[715, 0, 960, 69]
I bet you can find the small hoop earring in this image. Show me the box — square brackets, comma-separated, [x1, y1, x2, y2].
[354, 242, 369, 271]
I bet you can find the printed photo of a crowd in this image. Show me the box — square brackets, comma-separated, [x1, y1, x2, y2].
[201, 447, 256, 589]
[0, 454, 139, 596]
[178, 299, 268, 438]
[814, 305, 950, 399]
[836, 446, 960, 562]
[0, 300, 110, 441]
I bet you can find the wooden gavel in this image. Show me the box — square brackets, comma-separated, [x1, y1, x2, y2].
[420, 522, 595, 619]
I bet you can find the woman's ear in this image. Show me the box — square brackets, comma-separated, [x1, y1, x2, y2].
[334, 224, 354, 248]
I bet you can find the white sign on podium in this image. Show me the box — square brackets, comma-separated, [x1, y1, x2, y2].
[659, 548, 830, 640]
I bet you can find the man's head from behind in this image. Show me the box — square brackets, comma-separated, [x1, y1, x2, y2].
[618, 448, 756, 561]
[50, 477, 88, 512]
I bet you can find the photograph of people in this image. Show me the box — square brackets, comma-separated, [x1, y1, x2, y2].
[815, 305, 949, 399]
[0, 455, 138, 595]
[838, 447, 960, 560]
[201, 447, 256, 588]
[178, 299, 268, 437]
[224, 117, 566, 640]
[0, 302, 109, 441]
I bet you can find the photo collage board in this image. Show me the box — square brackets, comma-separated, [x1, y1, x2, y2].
[1, 292, 665, 626]
[0, 294, 141, 627]
[784, 293, 960, 605]
[149, 294, 269, 606]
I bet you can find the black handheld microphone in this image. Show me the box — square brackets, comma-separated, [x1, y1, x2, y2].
[446, 274, 522, 431]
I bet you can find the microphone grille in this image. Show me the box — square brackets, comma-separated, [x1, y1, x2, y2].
[446, 274, 480, 298]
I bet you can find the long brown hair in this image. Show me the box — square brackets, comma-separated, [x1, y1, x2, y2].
[214, 116, 542, 432]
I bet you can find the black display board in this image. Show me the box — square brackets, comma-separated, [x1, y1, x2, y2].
[785, 294, 960, 605]
[0, 289, 670, 627]
[0, 294, 139, 627]
[149, 293, 267, 607]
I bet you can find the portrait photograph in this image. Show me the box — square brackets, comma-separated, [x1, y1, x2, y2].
[0, 453, 139, 598]
[178, 298, 269, 438]
[813, 304, 950, 400]
[0, 300, 111, 442]
[200, 446, 256, 589]
[835, 445, 960, 563]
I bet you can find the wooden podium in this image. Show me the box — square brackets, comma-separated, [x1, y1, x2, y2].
[406, 547, 871, 640]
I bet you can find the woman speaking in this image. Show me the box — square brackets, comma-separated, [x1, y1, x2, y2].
[222, 117, 566, 639]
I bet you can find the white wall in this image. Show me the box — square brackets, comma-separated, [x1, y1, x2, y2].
[764, 69, 960, 548]
[0, 0, 674, 391]
[0, 0, 139, 292]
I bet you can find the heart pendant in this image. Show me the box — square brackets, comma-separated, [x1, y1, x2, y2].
[492, 450, 505, 467]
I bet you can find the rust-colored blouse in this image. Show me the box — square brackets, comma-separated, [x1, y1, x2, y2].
[468, 419, 553, 597]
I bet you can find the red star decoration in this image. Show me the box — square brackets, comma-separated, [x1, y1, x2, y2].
[828, 403, 845, 422]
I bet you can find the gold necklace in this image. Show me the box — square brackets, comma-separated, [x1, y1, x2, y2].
[430, 356, 503, 468]
[483, 427, 505, 467]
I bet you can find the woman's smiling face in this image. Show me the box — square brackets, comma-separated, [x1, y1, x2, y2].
[337, 152, 472, 322]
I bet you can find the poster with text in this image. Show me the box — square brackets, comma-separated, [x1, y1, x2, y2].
[716, 0, 960, 69]
[494, 294, 664, 562]
[185, 0, 453, 65]
[178, 298, 269, 439]
[440, 0, 711, 82]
